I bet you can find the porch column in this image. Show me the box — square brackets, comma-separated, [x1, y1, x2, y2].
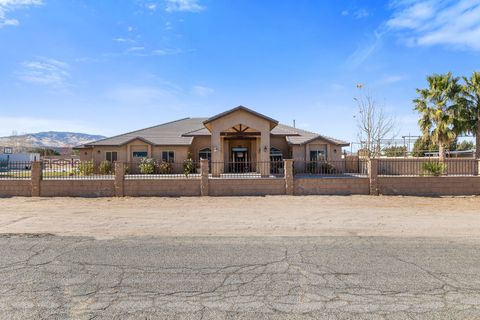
[211, 131, 223, 177]
[259, 131, 270, 177]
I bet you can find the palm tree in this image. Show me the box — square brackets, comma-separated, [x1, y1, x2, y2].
[461, 71, 480, 159]
[413, 73, 462, 161]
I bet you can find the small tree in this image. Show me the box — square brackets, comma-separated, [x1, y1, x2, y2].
[382, 145, 407, 157]
[355, 91, 395, 158]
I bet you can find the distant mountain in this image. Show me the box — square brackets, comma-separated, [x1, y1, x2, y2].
[0, 131, 106, 148]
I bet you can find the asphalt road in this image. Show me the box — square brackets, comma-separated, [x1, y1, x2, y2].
[1, 235, 479, 319]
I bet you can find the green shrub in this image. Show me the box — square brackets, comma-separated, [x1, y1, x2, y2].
[422, 161, 446, 176]
[183, 157, 194, 177]
[77, 162, 94, 176]
[99, 160, 113, 175]
[138, 158, 156, 174]
[158, 161, 172, 174]
[307, 162, 337, 174]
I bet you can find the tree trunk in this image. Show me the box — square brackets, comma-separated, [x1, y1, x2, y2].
[438, 144, 446, 162]
[476, 116, 480, 159]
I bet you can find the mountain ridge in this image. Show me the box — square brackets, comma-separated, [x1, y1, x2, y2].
[0, 131, 106, 148]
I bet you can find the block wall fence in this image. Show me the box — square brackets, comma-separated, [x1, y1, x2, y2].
[1, 159, 480, 197]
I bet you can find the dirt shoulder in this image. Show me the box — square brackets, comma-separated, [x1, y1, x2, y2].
[0, 195, 479, 239]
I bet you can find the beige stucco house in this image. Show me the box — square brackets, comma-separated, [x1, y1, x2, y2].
[75, 106, 349, 175]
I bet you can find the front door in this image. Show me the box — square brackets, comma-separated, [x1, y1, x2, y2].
[231, 148, 249, 173]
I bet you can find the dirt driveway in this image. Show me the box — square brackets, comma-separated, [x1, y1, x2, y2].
[1, 195, 480, 239]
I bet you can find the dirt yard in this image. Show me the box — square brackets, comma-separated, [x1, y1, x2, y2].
[1, 195, 480, 239]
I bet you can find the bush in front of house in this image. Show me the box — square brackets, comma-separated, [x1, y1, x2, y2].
[306, 161, 337, 174]
[421, 161, 446, 176]
[99, 160, 113, 175]
[158, 161, 172, 174]
[138, 158, 156, 174]
[183, 156, 194, 177]
[77, 162, 94, 176]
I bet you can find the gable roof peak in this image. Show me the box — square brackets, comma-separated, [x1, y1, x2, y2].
[203, 105, 279, 129]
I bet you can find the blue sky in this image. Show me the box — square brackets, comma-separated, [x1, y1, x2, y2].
[0, 0, 479, 143]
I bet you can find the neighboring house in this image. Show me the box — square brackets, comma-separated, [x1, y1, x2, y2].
[74, 106, 349, 175]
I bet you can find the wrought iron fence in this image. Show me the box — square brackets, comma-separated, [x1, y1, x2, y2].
[294, 160, 369, 177]
[124, 160, 201, 179]
[0, 161, 32, 179]
[42, 160, 115, 180]
[209, 161, 284, 178]
[377, 158, 477, 176]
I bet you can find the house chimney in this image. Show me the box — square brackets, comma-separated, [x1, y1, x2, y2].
[293, 120, 296, 128]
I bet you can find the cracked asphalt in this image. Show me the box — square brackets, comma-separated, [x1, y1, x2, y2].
[1, 235, 479, 319]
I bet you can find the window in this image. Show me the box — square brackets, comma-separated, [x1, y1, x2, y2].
[162, 151, 175, 163]
[198, 148, 211, 161]
[270, 147, 283, 162]
[132, 151, 148, 158]
[310, 150, 326, 161]
[106, 151, 118, 162]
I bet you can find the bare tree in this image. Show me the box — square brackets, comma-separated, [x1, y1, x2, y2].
[355, 91, 395, 158]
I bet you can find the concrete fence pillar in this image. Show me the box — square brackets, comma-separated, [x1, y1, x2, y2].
[200, 159, 209, 196]
[477, 160, 480, 176]
[368, 158, 379, 196]
[284, 159, 294, 195]
[114, 162, 125, 197]
[31, 161, 42, 197]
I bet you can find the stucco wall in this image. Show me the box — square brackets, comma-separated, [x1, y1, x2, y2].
[209, 179, 285, 196]
[0, 180, 31, 197]
[295, 177, 370, 195]
[40, 180, 115, 197]
[379, 176, 480, 196]
[124, 179, 201, 196]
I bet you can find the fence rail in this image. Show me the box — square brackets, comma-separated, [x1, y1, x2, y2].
[377, 158, 477, 176]
[294, 160, 369, 177]
[0, 161, 32, 179]
[42, 160, 115, 180]
[125, 160, 201, 179]
[210, 161, 284, 178]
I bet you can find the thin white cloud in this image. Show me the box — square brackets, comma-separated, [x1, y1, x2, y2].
[122, 46, 183, 56]
[387, 0, 480, 51]
[376, 74, 408, 85]
[345, 30, 384, 67]
[17, 58, 70, 86]
[0, 0, 42, 27]
[165, 0, 204, 12]
[104, 85, 179, 108]
[192, 85, 214, 97]
[341, 8, 370, 19]
[354, 9, 370, 19]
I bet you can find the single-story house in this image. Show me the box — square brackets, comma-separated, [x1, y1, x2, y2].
[75, 106, 349, 175]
